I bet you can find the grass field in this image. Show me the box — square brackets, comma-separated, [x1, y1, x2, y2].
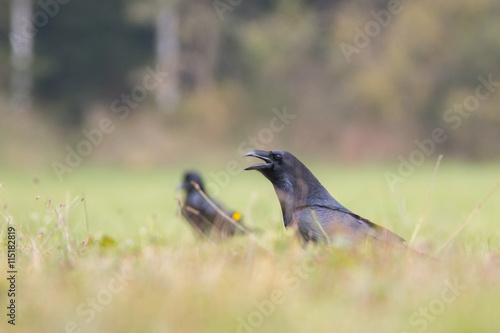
[1, 161, 499, 333]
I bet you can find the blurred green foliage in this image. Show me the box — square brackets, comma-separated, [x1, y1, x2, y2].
[1, 0, 500, 160]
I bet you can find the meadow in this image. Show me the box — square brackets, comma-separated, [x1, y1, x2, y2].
[0, 161, 499, 333]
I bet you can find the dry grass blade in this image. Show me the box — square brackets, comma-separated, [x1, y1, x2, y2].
[409, 154, 443, 246]
[82, 196, 89, 237]
[434, 180, 500, 255]
[311, 210, 330, 243]
[175, 197, 211, 239]
[190, 181, 275, 253]
[40, 194, 84, 264]
[191, 181, 252, 236]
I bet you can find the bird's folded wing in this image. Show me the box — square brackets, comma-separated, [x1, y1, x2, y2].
[295, 205, 405, 245]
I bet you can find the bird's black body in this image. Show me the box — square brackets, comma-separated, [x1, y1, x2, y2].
[243, 150, 405, 247]
[180, 171, 246, 238]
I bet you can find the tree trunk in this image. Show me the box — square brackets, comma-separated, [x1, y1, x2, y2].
[155, 0, 179, 112]
[9, 0, 33, 113]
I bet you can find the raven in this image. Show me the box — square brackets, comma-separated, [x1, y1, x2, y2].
[243, 150, 406, 247]
[179, 171, 247, 238]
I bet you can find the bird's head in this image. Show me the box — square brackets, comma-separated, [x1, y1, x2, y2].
[181, 170, 204, 192]
[243, 150, 302, 190]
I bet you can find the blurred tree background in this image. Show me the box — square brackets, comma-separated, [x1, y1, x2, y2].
[0, 0, 499, 169]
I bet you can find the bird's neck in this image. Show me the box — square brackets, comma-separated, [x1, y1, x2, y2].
[272, 177, 293, 227]
[275, 187, 294, 227]
[273, 167, 333, 227]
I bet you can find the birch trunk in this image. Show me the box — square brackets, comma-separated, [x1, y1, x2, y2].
[9, 0, 33, 113]
[155, 0, 179, 111]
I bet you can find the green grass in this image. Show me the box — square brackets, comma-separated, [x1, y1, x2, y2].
[0, 161, 499, 333]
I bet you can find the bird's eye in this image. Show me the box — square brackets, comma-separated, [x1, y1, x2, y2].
[274, 154, 282, 161]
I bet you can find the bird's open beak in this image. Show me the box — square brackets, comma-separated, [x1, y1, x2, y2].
[243, 150, 273, 171]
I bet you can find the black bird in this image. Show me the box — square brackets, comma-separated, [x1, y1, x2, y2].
[243, 150, 406, 248]
[179, 171, 247, 238]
